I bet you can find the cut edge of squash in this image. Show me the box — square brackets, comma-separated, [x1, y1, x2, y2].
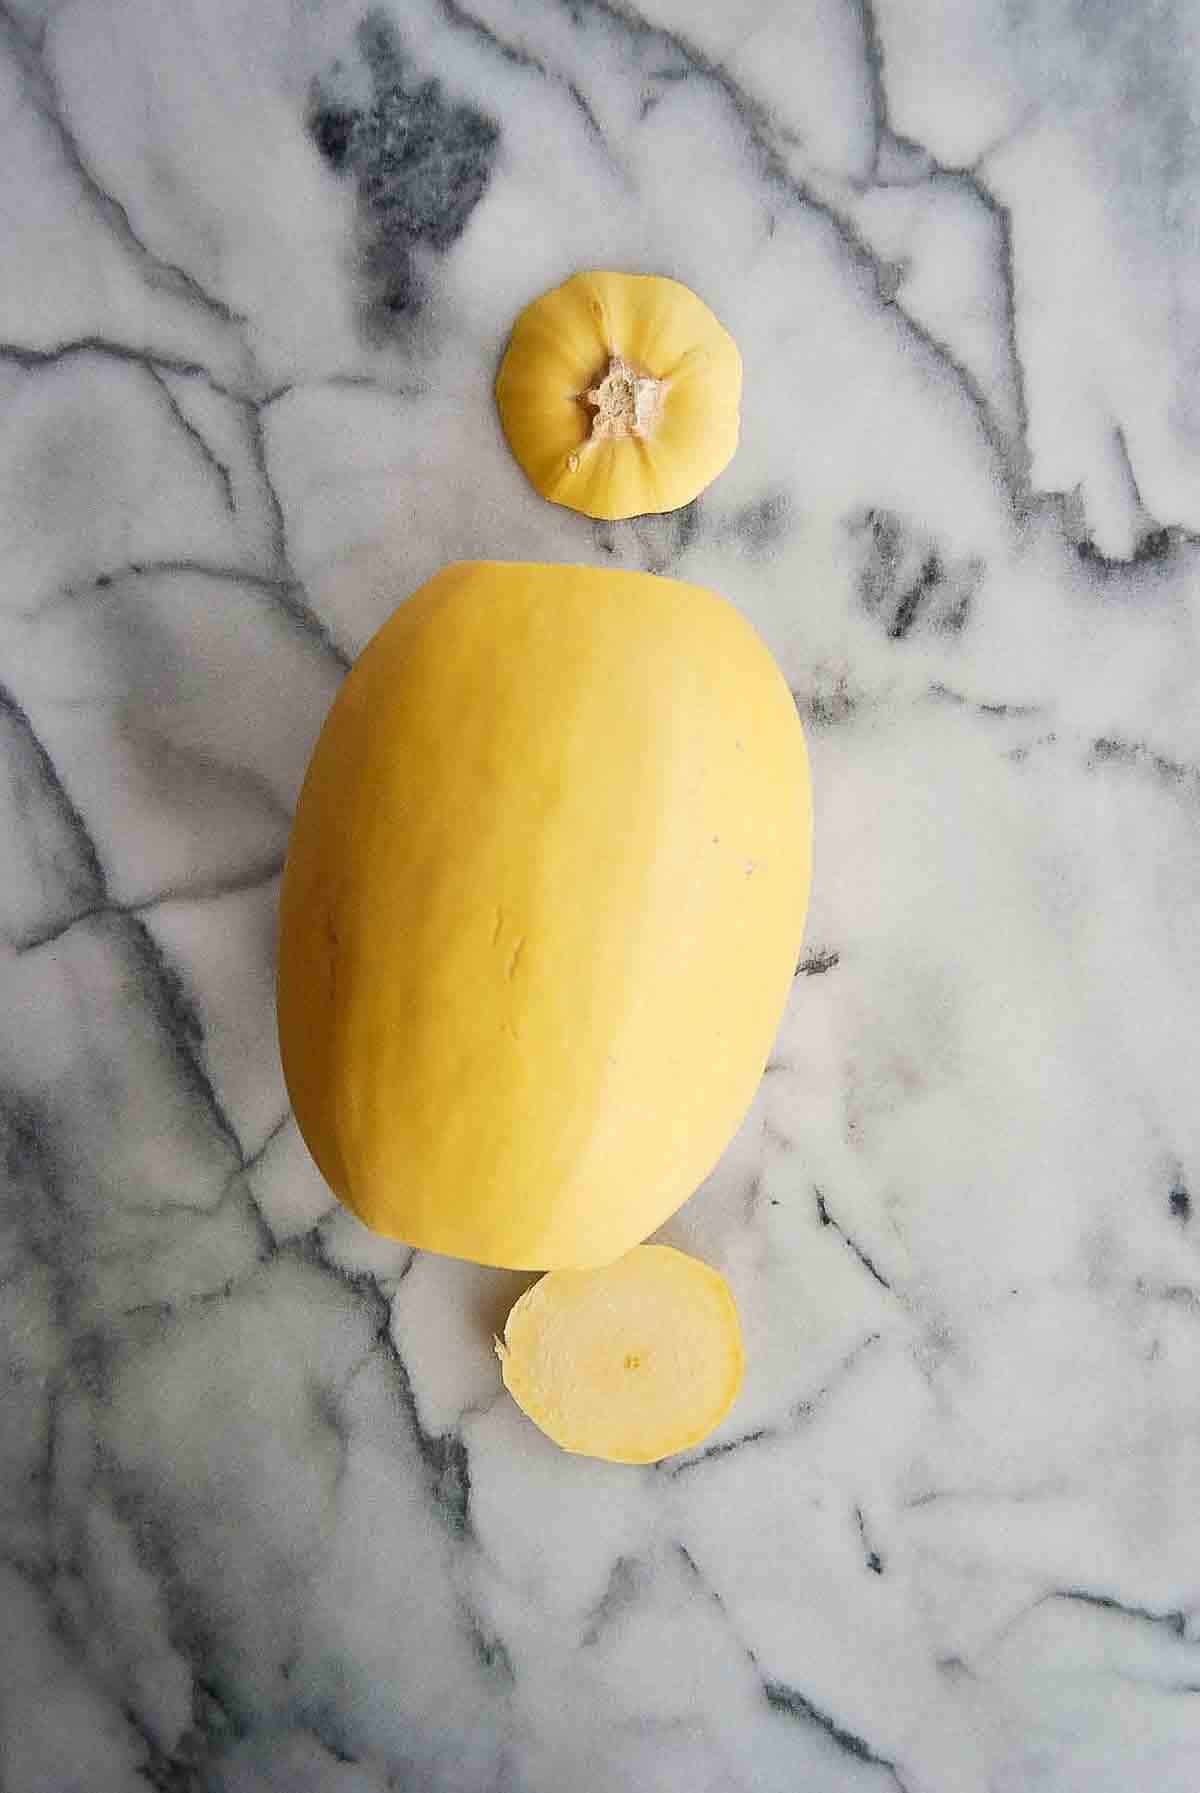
[497, 1243, 744, 1464]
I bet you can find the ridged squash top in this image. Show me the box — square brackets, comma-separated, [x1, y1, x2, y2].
[495, 271, 741, 520]
[277, 560, 811, 1270]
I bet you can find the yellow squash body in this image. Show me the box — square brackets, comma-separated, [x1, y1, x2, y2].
[496, 271, 741, 520]
[277, 560, 811, 1270]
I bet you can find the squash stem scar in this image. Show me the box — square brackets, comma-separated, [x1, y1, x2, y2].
[583, 355, 665, 440]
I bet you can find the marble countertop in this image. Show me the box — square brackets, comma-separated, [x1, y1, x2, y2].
[3, 0, 1200, 1788]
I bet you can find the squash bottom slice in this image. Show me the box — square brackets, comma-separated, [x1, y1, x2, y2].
[497, 1245, 743, 1464]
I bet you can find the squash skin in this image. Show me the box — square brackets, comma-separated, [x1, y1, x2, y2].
[277, 560, 811, 1270]
[496, 271, 742, 520]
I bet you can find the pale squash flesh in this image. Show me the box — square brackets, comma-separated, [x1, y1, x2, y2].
[276, 560, 812, 1270]
[496, 271, 742, 520]
[498, 1245, 744, 1463]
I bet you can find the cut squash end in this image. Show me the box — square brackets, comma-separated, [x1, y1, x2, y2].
[498, 1244, 743, 1464]
[495, 271, 741, 519]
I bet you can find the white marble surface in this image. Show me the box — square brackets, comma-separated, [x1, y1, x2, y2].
[3, 0, 1200, 1787]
